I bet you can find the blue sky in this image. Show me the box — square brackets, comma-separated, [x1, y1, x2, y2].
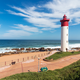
[0, 0, 80, 40]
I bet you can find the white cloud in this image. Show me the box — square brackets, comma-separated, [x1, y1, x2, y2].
[44, 0, 80, 19]
[3, 30, 31, 38]
[0, 24, 1, 27]
[75, 18, 80, 23]
[6, 0, 80, 30]
[25, 17, 60, 28]
[14, 24, 39, 32]
[72, 18, 80, 25]
[6, 5, 60, 29]
[2, 24, 41, 38]
[41, 28, 52, 30]
[6, 10, 29, 17]
[0, 12, 3, 14]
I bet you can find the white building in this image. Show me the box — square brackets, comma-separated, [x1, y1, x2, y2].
[60, 15, 70, 52]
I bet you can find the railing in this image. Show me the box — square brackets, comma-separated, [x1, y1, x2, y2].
[0, 52, 50, 67]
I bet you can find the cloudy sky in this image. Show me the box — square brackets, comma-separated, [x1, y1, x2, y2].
[0, 0, 80, 40]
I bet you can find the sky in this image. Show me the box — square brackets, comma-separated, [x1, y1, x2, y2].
[0, 0, 80, 40]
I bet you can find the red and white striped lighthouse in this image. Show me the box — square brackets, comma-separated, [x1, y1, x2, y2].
[60, 15, 70, 52]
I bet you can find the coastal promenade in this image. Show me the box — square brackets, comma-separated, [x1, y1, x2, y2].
[0, 51, 80, 79]
[0, 51, 50, 67]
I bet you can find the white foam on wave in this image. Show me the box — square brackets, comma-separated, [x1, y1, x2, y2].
[0, 48, 16, 54]
[0, 43, 80, 53]
[45, 46, 61, 49]
[0, 50, 16, 53]
[69, 43, 80, 48]
[45, 43, 80, 49]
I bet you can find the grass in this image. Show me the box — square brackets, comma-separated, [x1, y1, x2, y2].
[45, 51, 80, 60]
[1, 60, 80, 80]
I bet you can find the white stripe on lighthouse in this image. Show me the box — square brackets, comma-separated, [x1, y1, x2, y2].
[61, 26, 68, 52]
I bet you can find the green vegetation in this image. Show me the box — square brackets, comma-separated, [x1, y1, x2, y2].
[1, 60, 80, 80]
[46, 51, 80, 60]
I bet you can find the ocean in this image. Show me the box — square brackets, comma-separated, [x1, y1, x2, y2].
[0, 40, 80, 53]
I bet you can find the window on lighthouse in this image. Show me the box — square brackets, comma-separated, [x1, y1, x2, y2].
[63, 16, 65, 18]
[66, 41, 68, 43]
[63, 16, 66, 18]
[67, 34, 68, 36]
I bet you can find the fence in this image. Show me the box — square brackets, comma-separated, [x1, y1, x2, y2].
[0, 52, 50, 67]
[0, 52, 51, 79]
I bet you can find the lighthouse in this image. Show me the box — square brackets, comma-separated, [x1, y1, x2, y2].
[60, 15, 70, 52]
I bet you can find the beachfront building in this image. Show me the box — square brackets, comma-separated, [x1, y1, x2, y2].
[60, 15, 70, 52]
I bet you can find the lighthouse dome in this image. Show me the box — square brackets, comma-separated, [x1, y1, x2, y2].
[63, 14, 67, 19]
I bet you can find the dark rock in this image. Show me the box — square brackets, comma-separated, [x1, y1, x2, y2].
[26, 48, 31, 51]
[12, 48, 19, 51]
[39, 47, 45, 51]
[20, 48, 24, 50]
[72, 47, 80, 50]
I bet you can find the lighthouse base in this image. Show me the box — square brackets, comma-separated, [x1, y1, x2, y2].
[61, 47, 69, 52]
[61, 49, 66, 52]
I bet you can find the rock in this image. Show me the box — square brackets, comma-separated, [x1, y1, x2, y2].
[39, 47, 45, 51]
[72, 51, 74, 53]
[72, 47, 80, 50]
[35, 48, 39, 51]
[12, 48, 19, 51]
[26, 48, 31, 51]
[31, 48, 34, 50]
[20, 48, 24, 50]
[50, 58, 53, 60]
[47, 48, 52, 51]
[45, 49, 48, 51]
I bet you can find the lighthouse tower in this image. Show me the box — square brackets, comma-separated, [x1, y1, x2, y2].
[60, 15, 70, 52]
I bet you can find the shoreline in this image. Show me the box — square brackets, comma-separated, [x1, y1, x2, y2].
[0, 47, 80, 57]
[0, 47, 60, 56]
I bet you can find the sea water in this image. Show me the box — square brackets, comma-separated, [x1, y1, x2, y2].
[0, 40, 80, 53]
